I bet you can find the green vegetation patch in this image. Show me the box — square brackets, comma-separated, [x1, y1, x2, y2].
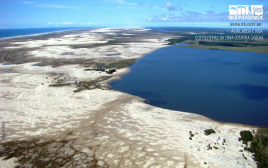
[239, 128, 268, 168]
[204, 129, 216, 136]
[199, 41, 268, 47]
[108, 59, 137, 69]
[189, 131, 195, 140]
[95, 59, 137, 69]
[78, 81, 97, 86]
[222, 139, 226, 145]
[239, 130, 253, 144]
[106, 40, 127, 45]
[84, 67, 105, 72]
[166, 37, 193, 45]
[49, 83, 71, 87]
[106, 69, 116, 74]
[207, 144, 212, 150]
[74, 76, 111, 92]
[164, 31, 268, 53]
[85, 67, 117, 74]
[76, 81, 97, 91]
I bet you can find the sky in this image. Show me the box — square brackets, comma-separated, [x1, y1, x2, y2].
[0, 0, 268, 28]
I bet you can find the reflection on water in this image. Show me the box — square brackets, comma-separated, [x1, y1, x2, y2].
[110, 45, 268, 126]
[247, 66, 268, 74]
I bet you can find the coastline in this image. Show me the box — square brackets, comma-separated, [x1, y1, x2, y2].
[0, 27, 89, 40]
[0, 27, 259, 167]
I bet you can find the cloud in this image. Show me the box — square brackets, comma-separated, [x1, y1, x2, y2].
[40, 4, 83, 9]
[165, 2, 175, 11]
[84, 22, 98, 25]
[164, 2, 182, 11]
[126, 18, 133, 21]
[145, 10, 230, 22]
[176, 4, 182, 11]
[23, 1, 35, 4]
[62, 22, 74, 25]
[150, 5, 166, 11]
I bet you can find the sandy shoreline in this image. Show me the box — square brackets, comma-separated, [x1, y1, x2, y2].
[0, 27, 258, 167]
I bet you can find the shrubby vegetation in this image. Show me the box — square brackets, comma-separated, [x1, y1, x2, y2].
[83, 67, 117, 74]
[84, 59, 137, 72]
[222, 139, 226, 145]
[166, 37, 191, 45]
[189, 131, 195, 140]
[49, 83, 71, 87]
[239, 128, 268, 168]
[84, 67, 105, 72]
[105, 59, 137, 69]
[199, 41, 268, 47]
[204, 129, 216, 136]
[207, 144, 212, 150]
[239, 130, 253, 144]
[106, 69, 116, 74]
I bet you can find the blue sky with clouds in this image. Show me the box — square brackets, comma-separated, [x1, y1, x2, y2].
[0, 0, 267, 28]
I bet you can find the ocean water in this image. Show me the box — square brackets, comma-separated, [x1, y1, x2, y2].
[0, 27, 84, 39]
[110, 45, 268, 126]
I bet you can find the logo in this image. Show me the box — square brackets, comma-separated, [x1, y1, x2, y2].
[228, 5, 263, 20]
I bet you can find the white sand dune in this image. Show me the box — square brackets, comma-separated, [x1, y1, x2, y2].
[0, 68, 257, 167]
[29, 41, 168, 60]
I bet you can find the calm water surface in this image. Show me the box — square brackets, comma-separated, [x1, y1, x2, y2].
[110, 45, 268, 126]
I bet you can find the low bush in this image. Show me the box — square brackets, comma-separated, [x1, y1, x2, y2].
[239, 130, 253, 145]
[106, 69, 116, 74]
[204, 129, 216, 136]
